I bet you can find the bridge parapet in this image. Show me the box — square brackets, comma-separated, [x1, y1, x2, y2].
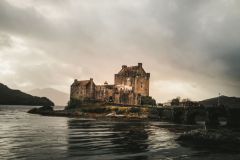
[156, 106, 240, 127]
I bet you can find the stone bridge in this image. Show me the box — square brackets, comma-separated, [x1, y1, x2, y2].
[155, 106, 240, 127]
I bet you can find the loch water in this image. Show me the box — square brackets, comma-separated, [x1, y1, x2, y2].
[0, 105, 240, 160]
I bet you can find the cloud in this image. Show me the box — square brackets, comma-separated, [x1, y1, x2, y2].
[0, 0, 239, 102]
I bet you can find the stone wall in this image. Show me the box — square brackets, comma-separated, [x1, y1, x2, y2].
[95, 85, 114, 102]
[134, 74, 150, 96]
[86, 79, 95, 99]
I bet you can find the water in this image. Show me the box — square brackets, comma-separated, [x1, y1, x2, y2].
[0, 106, 240, 160]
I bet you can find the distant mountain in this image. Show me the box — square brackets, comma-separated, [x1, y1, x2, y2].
[28, 88, 69, 106]
[0, 83, 54, 106]
[200, 96, 240, 108]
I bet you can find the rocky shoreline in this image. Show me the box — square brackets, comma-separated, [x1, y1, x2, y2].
[27, 106, 155, 121]
[177, 128, 240, 152]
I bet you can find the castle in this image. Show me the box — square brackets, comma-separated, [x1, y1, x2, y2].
[70, 63, 150, 106]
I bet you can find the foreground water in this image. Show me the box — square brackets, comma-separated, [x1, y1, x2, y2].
[0, 106, 240, 160]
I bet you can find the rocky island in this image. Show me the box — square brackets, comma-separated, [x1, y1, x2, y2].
[27, 63, 240, 124]
[28, 63, 157, 120]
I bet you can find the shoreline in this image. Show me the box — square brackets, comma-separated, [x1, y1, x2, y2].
[27, 105, 156, 121]
[177, 128, 240, 152]
[28, 106, 240, 152]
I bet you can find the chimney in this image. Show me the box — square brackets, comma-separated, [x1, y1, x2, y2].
[147, 73, 150, 78]
[74, 79, 78, 83]
[138, 63, 142, 67]
[90, 78, 93, 82]
[104, 81, 108, 85]
[122, 65, 127, 69]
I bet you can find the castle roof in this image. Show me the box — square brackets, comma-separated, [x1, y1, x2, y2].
[117, 64, 148, 76]
[72, 80, 90, 86]
[96, 84, 114, 90]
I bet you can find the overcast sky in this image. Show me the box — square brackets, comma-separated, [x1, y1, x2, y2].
[0, 0, 239, 102]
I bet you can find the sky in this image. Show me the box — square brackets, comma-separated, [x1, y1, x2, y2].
[0, 0, 239, 103]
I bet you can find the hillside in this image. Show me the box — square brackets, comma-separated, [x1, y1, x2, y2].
[200, 96, 240, 108]
[0, 83, 54, 106]
[28, 88, 69, 106]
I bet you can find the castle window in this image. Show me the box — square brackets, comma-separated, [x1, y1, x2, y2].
[127, 78, 131, 86]
[141, 82, 143, 88]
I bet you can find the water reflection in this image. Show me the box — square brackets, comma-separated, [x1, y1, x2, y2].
[110, 122, 148, 153]
[67, 119, 192, 160]
[0, 106, 69, 160]
[67, 119, 150, 159]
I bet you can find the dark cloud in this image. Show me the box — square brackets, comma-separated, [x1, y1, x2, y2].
[0, 0, 239, 102]
[0, 0, 56, 40]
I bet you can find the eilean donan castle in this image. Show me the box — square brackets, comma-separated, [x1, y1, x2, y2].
[70, 63, 150, 106]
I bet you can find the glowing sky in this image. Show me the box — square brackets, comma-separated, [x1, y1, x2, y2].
[0, 0, 239, 102]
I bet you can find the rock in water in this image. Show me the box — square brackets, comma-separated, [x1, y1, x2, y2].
[177, 129, 240, 152]
[28, 106, 53, 114]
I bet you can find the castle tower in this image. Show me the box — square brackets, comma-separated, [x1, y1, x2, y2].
[114, 63, 150, 105]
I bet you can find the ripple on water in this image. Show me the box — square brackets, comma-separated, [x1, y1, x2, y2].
[1, 105, 240, 160]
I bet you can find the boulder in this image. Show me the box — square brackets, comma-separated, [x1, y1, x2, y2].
[177, 129, 240, 152]
[28, 106, 53, 114]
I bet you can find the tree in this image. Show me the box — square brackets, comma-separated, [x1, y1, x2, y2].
[181, 98, 200, 107]
[66, 98, 83, 109]
[171, 97, 181, 106]
[141, 96, 156, 106]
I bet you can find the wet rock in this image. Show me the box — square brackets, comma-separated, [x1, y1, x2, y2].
[177, 129, 240, 152]
[28, 106, 53, 114]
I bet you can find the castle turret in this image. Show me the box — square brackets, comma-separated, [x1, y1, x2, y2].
[74, 79, 78, 83]
[122, 65, 127, 69]
[138, 63, 142, 68]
